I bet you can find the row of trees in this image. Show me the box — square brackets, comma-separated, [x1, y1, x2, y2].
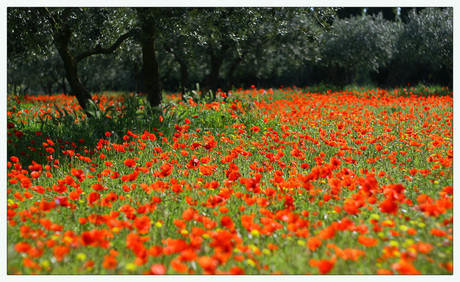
[8, 7, 452, 114]
[8, 7, 336, 113]
[318, 7, 452, 87]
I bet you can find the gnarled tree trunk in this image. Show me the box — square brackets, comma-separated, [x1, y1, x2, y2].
[226, 52, 246, 92]
[54, 27, 93, 113]
[137, 8, 162, 108]
[207, 41, 230, 100]
[209, 54, 224, 100]
[43, 8, 132, 116]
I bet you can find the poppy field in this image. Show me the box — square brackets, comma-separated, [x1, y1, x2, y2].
[6, 86, 453, 275]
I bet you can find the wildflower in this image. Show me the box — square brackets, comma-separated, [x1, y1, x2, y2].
[124, 159, 137, 168]
[357, 235, 379, 247]
[309, 257, 336, 274]
[199, 165, 214, 176]
[154, 162, 173, 177]
[53, 245, 70, 262]
[87, 192, 100, 206]
[150, 263, 166, 274]
[307, 237, 322, 251]
[15, 242, 31, 253]
[251, 125, 261, 132]
[102, 255, 117, 270]
[170, 258, 187, 273]
[91, 183, 107, 191]
[377, 269, 393, 274]
[221, 216, 235, 229]
[409, 140, 423, 147]
[430, 228, 447, 237]
[71, 168, 85, 182]
[198, 256, 218, 274]
[379, 198, 398, 215]
[134, 216, 152, 234]
[391, 260, 421, 274]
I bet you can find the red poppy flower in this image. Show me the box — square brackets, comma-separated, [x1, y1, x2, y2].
[392, 260, 421, 274]
[150, 263, 166, 274]
[379, 198, 398, 215]
[102, 255, 117, 270]
[307, 237, 322, 251]
[91, 183, 107, 191]
[88, 192, 100, 205]
[357, 235, 379, 247]
[71, 168, 85, 182]
[124, 158, 137, 168]
[199, 165, 213, 176]
[309, 257, 336, 274]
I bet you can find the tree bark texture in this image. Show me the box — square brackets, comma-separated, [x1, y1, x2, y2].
[179, 59, 189, 99]
[226, 53, 246, 91]
[53, 24, 94, 113]
[138, 9, 162, 108]
[209, 54, 224, 100]
[43, 8, 132, 115]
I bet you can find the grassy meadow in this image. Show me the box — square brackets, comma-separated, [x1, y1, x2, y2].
[6, 86, 453, 275]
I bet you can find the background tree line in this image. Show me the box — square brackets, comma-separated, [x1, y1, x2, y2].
[8, 7, 453, 109]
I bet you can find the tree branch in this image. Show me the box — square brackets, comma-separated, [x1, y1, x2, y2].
[75, 30, 133, 62]
[38, 7, 58, 31]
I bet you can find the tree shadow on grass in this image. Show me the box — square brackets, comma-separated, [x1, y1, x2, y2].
[7, 94, 183, 168]
[7, 92, 251, 168]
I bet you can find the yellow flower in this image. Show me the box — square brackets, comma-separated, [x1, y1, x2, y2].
[246, 259, 256, 267]
[125, 263, 137, 271]
[402, 239, 415, 248]
[389, 240, 399, 247]
[382, 219, 393, 226]
[76, 253, 87, 261]
[249, 244, 258, 252]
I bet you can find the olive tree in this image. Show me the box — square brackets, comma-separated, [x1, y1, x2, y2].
[186, 7, 336, 95]
[8, 8, 135, 114]
[317, 13, 400, 86]
[397, 8, 453, 86]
